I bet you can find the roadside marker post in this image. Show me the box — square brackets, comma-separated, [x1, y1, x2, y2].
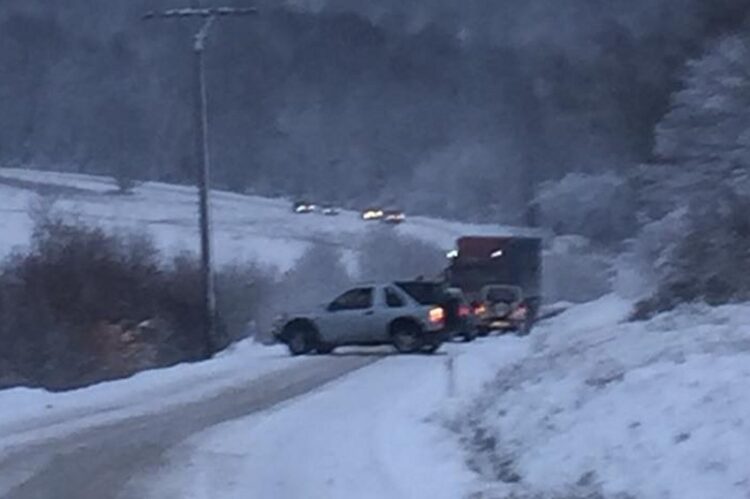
[446, 351, 457, 398]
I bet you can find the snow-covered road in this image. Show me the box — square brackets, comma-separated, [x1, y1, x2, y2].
[0, 336, 530, 499]
[137, 338, 530, 499]
[0, 353, 377, 499]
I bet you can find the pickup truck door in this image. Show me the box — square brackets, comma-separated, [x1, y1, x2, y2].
[368, 286, 413, 342]
[317, 287, 376, 344]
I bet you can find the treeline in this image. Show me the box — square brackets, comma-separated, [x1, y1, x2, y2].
[3, 0, 749, 224]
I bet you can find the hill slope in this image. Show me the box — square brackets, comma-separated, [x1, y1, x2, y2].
[0, 168, 532, 272]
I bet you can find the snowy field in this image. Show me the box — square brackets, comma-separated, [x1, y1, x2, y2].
[0, 167, 532, 273]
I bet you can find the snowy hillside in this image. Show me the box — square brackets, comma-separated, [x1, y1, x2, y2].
[454, 297, 750, 499]
[0, 168, 533, 273]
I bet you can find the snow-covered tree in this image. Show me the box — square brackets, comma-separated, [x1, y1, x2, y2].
[356, 228, 445, 282]
[536, 172, 637, 245]
[655, 32, 750, 198]
[635, 30, 750, 315]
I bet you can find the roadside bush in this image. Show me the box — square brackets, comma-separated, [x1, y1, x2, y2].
[113, 171, 141, 195]
[215, 261, 278, 343]
[0, 216, 168, 388]
[356, 228, 445, 282]
[0, 215, 273, 390]
[633, 193, 750, 319]
[274, 244, 351, 312]
[536, 172, 637, 246]
[543, 236, 614, 304]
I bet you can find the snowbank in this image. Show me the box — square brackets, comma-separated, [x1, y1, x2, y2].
[456, 297, 750, 499]
[0, 340, 302, 452]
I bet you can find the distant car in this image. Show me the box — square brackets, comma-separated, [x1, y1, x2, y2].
[382, 209, 406, 224]
[472, 285, 529, 335]
[361, 207, 384, 221]
[273, 283, 448, 355]
[320, 205, 340, 216]
[293, 201, 316, 214]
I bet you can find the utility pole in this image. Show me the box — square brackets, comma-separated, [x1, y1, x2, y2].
[144, 5, 257, 358]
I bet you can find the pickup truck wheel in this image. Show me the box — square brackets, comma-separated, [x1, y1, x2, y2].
[392, 322, 422, 354]
[286, 327, 314, 356]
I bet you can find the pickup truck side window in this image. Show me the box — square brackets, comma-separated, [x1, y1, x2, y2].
[329, 287, 373, 311]
[385, 287, 405, 308]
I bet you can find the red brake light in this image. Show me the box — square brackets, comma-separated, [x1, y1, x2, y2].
[458, 304, 471, 317]
[510, 304, 528, 320]
[473, 304, 487, 316]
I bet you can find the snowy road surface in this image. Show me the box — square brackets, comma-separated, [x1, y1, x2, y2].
[137, 338, 530, 499]
[0, 336, 529, 499]
[0, 355, 377, 499]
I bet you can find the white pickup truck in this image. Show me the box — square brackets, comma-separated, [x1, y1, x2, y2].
[274, 282, 448, 355]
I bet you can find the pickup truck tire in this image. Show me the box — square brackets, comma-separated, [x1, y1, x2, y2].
[285, 324, 315, 356]
[391, 321, 422, 354]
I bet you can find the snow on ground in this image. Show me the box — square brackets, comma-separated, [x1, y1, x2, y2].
[135, 298, 750, 499]
[456, 297, 750, 499]
[0, 167, 531, 272]
[0, 340, 301, 455]
[132, 338, 531, 499]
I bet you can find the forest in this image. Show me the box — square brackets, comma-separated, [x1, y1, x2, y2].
[2, 0, 749, 225]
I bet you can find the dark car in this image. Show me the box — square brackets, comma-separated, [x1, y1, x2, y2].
[320, 205, 340, 216]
